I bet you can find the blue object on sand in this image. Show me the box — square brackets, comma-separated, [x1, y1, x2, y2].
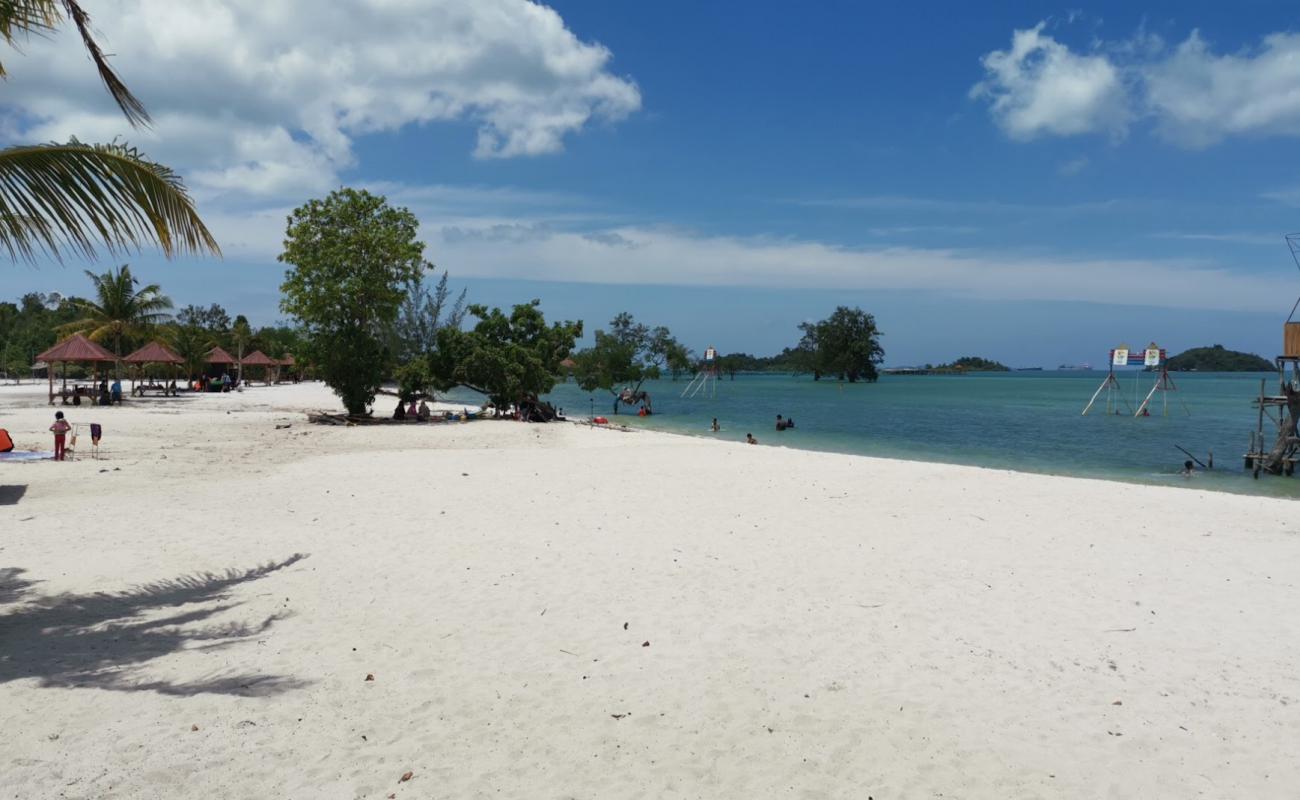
[0, 451, 55, 462]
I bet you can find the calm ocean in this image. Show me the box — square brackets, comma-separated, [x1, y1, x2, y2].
[447, 370, 1299, 499]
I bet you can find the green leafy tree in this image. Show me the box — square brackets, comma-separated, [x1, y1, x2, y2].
[279, 188, 427, 415]
[0, 292, 83, 377]
[177, 304, 232, 340]
[797, 306, 884, 382]
[61, 264, 173, 370]
[394, 358, 432, 403]
[430, 300, 581, 411]
[572, 312, 688, 413]
[0, 2, 218, 264]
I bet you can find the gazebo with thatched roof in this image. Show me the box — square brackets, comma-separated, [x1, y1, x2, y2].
[203, 346, 239, 391]
[240, 350, 278, 385]
[123, 341, 184, 396]
[276, 353, 297, 383]
[36, 333, 118, 405]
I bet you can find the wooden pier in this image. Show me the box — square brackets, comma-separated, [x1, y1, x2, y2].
[1243, 353, 1300, 477]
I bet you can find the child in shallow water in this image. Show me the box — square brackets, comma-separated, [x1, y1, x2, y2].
[50, 411, 71, 461]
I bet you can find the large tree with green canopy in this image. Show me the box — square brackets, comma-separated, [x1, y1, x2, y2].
[279, 188, 428, 415]
[0, 1, 218, 264]
[429, 300, 582, 413]
[797, 306, 884, 382]
[571, 312, 690, 413]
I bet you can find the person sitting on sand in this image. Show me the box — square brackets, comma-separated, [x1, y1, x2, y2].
[407, 399, 418, 418]
[393, 399, 406, 421]
[746, 432, 758, 445]
[776, 414, 786, 431]
[417, 400, 431, 421]
[711, 418, 720, 432]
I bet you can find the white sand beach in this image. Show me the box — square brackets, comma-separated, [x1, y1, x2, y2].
[1, 382, 1298, 798]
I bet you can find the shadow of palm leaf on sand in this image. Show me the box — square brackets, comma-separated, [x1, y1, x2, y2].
[0, 554, 310, 696]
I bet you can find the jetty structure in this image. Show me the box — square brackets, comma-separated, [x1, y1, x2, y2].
[1081, 343, 1186, 417]
[1244, 234, 1300, 477]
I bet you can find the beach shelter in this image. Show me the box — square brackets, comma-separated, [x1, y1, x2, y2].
[35, 333, 118, 405]
[206, 346, 237, 366]
[122, 341, 184, 396]
[277, 353, 296, 383]
[240, 350, 278, 385]
[203, 346, 239, 390]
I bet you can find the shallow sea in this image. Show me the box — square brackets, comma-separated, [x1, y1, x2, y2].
[446, 370, 1298, 498]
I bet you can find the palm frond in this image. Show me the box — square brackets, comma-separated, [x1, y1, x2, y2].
[58, 0, 150, 127]
[0, 140, 220, 263]
[0, 2, 60, 73]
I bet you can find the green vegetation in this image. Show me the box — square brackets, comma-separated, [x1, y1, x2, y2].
[928, 356, 1010, 373]
[279, 188, 428, 415]
[714, 349, 811, 378]
[0, 3, 218, 264]
[572, 312, 690, 412]
[796, 306, 885, 382]
[60, 265, 174, 374]
[430, 300, 581, 410]
[1165, 345, 1273, 372]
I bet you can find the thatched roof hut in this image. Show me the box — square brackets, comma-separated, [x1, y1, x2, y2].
[37, 333, 117, 364]
[206, 346, 238, 365]
[36, 334, 118, 404]
[123, 341, 183, 365]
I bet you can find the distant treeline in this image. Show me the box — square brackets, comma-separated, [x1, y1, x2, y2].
[0, 278, 306, 380]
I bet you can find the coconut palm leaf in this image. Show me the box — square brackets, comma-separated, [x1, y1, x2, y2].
[0, 140, 220, 263]
[0, 0, 150, 127]
[60, 264, 173, 364]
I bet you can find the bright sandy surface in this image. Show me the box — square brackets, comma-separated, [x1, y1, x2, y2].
[1, 381, 1298, 798]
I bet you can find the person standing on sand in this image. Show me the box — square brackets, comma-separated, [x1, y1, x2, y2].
[50, 411, 70, 461]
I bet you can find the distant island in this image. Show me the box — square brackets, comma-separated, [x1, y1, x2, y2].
[928, 356, 1010, 373]
[1165, 345, 1273, 372]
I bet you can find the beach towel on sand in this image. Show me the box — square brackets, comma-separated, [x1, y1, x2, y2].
[0, 429, 13, 453]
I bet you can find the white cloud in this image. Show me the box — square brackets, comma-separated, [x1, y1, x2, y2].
[1057, 156, 1089, 176]
[425, 225, 1275, 312]
[0, 0, 640, 196]
[1150, 231, 1282, 246]
[976, 24, 1300, 149]
[199, 184, 1277, 313]
[970, 22, 1129, 140]
[1144, 31, 1300, 147]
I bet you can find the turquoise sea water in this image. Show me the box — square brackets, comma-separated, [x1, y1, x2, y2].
[495, 370, 1300, 499]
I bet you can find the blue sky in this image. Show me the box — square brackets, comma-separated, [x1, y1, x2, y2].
[4, 1, 1300, 366]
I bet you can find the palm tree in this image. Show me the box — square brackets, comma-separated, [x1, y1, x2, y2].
[0, 1, 219, 263]
[167, 322, 215, 382]
[231, 315, 252, 384]
[62, 265, 173, 372]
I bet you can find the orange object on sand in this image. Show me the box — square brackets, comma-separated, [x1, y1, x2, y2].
[593, 417, 609, 425]
[0, 428, 13, 452]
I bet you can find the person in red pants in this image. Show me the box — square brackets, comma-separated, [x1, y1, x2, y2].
[50, 411, 70, 461]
